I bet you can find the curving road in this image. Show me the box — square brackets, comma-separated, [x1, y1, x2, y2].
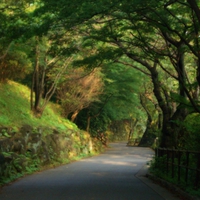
[0, 142, 180, 200]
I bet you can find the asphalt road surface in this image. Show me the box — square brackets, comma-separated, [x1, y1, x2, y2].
[0, 142, 180, 200]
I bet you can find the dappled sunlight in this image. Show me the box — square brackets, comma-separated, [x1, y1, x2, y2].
[101, 160, 137, 167]
[82, 145, 154, 160]
[79, 157, 143, 169]
[78, 146, 153, 169]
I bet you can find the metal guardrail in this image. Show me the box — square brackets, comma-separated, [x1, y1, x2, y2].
[155, 148, 200, 189]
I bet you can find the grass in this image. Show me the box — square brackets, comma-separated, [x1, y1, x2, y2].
[0, 80, 77, 131]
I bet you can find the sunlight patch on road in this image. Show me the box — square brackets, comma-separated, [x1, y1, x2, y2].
[101, 160, 137, 167]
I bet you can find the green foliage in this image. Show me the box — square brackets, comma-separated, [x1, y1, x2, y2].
[57, 67, 104, 121]
[0, 151, 41, 185]
[170, 92, 196, 112]
[1, 0, 200, 154]
[75, 62, 146, 137]
[179, 113, 200, 151]
[150, 155, 167, 176]
[0, 42, 32, 82]
[101, 63, 145, 120]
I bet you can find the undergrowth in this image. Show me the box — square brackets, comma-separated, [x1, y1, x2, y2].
[150, 156, 200, 198]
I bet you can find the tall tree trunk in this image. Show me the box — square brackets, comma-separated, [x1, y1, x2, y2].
[160, 46, 189, 147]
[31, 37, 40, 113]
[196, 57, 200, 88]
[71, 109, 80, 122]
[86, 115, 91, 132]
[127, 119, 138, 141]
[139, 93, 159, 147]
[150, 64, 173, 147]
[138, 113, 154, 147]
[161, 50, 188, 147]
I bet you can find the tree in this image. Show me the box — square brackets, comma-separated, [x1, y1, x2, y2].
[3, 0, 199, 147]
[37, 0, 177, 146]
[132, 0, 200, 146]
[139, 81, 162, 146]
[0, 0, 34, 82]
[0, 41, 32, 82]
[75, 62, 145, 138]
[30, 36, 74, 115]
[187, 0, 200, 24]
[57, 67, 104, 122]
[73, 0, 200, 147]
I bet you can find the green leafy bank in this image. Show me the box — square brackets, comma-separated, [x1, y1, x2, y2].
[0, 81, 104, 186]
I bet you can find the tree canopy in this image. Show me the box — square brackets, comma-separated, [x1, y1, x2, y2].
[1, 0, 200, 148]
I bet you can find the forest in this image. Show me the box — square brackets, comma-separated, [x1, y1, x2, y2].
[1, 1, 200, 150]
[1, 0, 200, 196]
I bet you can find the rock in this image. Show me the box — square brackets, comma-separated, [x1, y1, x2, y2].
[0, 124, 104, 184]
[20, 125, 33, 134]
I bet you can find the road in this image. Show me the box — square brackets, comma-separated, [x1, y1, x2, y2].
[0, 142, 180, 200]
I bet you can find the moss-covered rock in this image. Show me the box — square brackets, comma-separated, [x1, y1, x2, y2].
[0, 125, 104, 185]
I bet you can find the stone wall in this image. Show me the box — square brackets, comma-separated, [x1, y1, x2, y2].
[0, 125, 103, 184]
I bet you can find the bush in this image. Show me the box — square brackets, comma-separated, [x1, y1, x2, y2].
[180, 113, 200, 151]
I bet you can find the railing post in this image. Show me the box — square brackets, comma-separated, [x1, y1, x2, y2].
[171, 149, 175, 178]
[185, 151, 189, 184]
[166, 149, 169, 174]
[195, 153, 200, 189]
[178, 151, 181, 183]
[155, 147, 159, 157]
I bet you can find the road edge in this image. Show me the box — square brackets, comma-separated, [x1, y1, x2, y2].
[135, 162, 200, 200]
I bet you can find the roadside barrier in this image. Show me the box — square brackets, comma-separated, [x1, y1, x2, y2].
[155, 148, 200, 189]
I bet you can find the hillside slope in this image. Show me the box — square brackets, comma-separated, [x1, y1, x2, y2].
[0, 81, 77, 130]
[0, 81, 103, 186]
